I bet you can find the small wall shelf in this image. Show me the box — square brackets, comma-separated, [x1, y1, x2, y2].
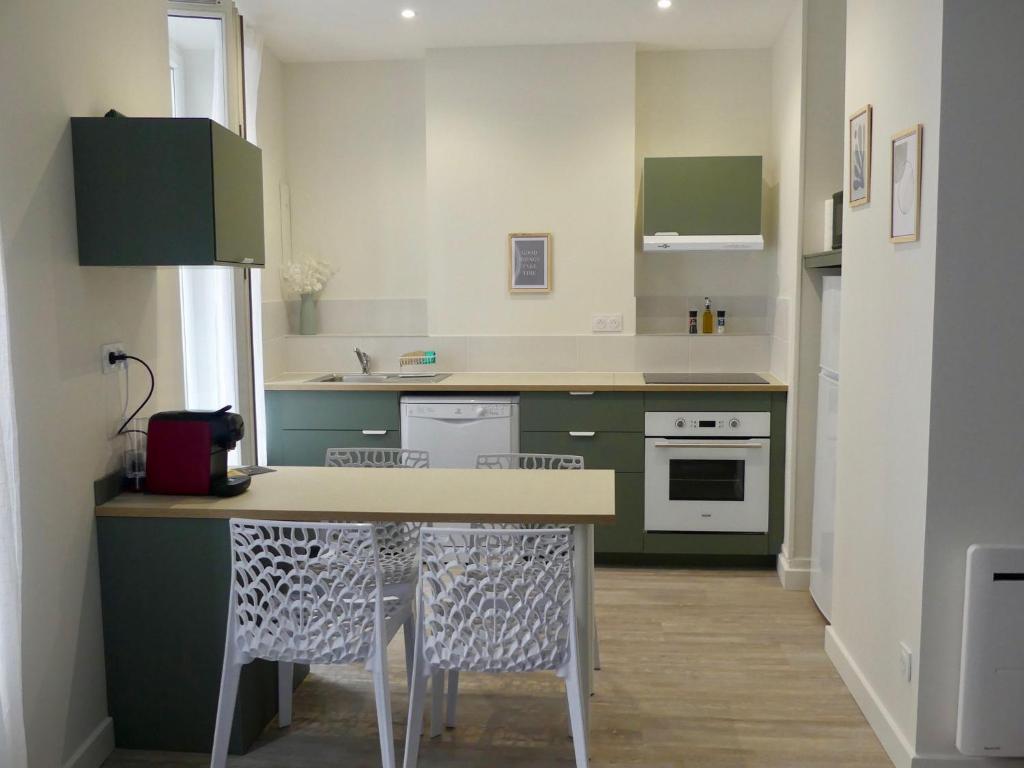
[803, 249, 842, 269]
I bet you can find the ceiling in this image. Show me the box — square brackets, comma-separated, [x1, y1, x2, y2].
[235, 0, 798, 63]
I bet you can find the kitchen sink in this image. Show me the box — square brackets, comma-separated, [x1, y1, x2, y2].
[308, 373, 451, 384]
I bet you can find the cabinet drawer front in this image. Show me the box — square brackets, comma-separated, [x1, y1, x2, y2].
[267, 391, 400, 431]
[595, 473, 643, 554]
[520, 431, 642, 472]
[519, 392, 643, 432]
[269, 429, 401, 467]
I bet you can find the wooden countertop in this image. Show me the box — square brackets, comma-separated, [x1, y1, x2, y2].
[264, 371, 787, 393]
[95, 466, 616, 524]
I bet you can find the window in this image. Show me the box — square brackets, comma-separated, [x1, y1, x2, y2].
[168, 3, 256, 465]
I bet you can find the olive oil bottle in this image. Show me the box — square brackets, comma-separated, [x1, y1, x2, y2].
[701, 297, 714, 334]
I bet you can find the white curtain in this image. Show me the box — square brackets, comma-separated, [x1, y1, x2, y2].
[0, 228, 27, 767]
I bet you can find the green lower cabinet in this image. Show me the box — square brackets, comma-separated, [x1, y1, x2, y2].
[269, 429, 400, 466]
[520, 431, 643, 472]
[595, 473, 643, 554]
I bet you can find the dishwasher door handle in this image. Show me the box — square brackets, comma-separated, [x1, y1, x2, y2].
[361, 429, 388, 436]
[569, 431, 596, 438]
[568, 391, 595, 396]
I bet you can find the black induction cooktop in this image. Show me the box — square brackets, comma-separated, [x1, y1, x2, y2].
[643, 372, 769, 385]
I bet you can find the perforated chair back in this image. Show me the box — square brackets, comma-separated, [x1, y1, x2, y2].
[475, 452, 584, 471]
[324, 448, 430, 587]
[326, 447, 430, 468]
[417, 527, 575, 674]
[228, 519, 383, 666]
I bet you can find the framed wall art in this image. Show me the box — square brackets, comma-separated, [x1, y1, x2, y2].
[508, 233, 551, 292]
[890, 124, 923, 243]
[849, 104, 872, 207]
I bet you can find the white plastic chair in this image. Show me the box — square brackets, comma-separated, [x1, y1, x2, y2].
[326, 447, 430, 469]
[402, 527, 588, 768]
[211, 519, 413, 768]
[475, 452, 584, 471]
[435, 452, 597, 731]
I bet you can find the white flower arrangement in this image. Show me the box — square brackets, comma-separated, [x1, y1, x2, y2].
[281, 257, 334, 296]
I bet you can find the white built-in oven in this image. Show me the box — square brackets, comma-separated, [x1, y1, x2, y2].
[644, 412, 771, 533]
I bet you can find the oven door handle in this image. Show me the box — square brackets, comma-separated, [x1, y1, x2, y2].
[652, 440, 765, 449]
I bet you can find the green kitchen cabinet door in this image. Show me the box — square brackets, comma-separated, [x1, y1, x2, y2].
[266, 390, 400, 431]
[520, 431, 643, 472]
[518, 392, 643, 432]
[269, 429, 400, 467]
[595, 473, 643, 554]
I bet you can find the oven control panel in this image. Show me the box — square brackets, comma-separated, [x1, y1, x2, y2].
[645, 411, 771, 438]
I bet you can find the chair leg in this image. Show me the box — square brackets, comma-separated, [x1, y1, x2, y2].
[565, 666, 589, 768]
[210, 655, 242, 768]
[403, 640, 429, 768]
[403, 615, 415, 691]
[372, 641, 396, 768]
[429, 671, 444, 738]
[445, 670, 458, 728]
[277, 662, 293, 728]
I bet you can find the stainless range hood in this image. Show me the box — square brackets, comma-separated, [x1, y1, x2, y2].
[642, 156, 764, 252]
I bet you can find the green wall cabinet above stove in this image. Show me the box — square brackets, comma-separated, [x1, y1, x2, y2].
[71, 116, 265, 267]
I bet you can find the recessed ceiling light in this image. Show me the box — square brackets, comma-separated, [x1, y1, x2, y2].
[401, 8, 416, 19]
[657, 0, 672, 8]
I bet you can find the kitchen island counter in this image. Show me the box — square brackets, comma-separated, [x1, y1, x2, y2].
[95, 466, 612, 755]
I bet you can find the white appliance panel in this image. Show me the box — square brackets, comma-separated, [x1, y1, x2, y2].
[957, 545, 1024, 757]
[400, 395, 519, 469]
[820, 275, 842, 375]
[809, 371, 839, 620]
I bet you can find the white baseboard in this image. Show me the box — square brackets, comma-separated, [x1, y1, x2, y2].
[776, 552, 811, 590]
[825, 627, 915, 768]
[62, 717, 114, 768]
[912, 755, 1024, 768]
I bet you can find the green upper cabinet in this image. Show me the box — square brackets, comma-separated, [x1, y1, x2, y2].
[642, 156, 763, 251]
[70, 116, 265, 267]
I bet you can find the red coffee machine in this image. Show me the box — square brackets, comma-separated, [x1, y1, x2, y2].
[145, 406, 250, 496]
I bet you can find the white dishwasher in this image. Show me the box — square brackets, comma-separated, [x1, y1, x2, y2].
[400, 395, 520, 468]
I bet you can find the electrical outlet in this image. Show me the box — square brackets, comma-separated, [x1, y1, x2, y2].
[101, 343, 126, 374]
[591, 313, 623, 333]
[899, 642, 913, 683]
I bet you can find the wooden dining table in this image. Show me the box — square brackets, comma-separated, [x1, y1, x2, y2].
[95, 466, 615, 755]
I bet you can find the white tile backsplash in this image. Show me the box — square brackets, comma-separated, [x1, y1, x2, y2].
[465, 336, 579, 372]
[272, 331, 772, 378]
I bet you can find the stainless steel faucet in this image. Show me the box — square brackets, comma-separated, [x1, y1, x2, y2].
[354, 347, 371, 375]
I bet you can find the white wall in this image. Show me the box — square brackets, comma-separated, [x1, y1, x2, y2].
[635, 49, 775, 333]
[284, 60, 427, 302]
[828, 0, 943, 762]
[426, 44, 637, 336]
[915, 1, 1024, 762]
[0, 1, 182, 766]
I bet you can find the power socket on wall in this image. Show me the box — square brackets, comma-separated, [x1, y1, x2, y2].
[101, 342, 126, 374]
[591, 313, 623, 333]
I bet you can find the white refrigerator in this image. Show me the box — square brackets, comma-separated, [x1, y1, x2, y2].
[810, 276, 841, 621]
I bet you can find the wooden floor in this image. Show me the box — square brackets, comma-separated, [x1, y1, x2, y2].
[103, 567, 891, 768]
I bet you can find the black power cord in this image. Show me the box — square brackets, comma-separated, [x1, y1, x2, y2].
[109, 352, 155, 435]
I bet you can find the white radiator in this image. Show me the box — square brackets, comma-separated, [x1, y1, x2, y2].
[957, 545, 1024, 757]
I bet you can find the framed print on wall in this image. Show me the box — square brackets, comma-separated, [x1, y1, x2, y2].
[508, 233, 552, 292]
[849, 104, 872, 207]
[890, 124, 923, 243]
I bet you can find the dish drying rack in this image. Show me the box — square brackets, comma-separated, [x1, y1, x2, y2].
[398, 350, 438, 377]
